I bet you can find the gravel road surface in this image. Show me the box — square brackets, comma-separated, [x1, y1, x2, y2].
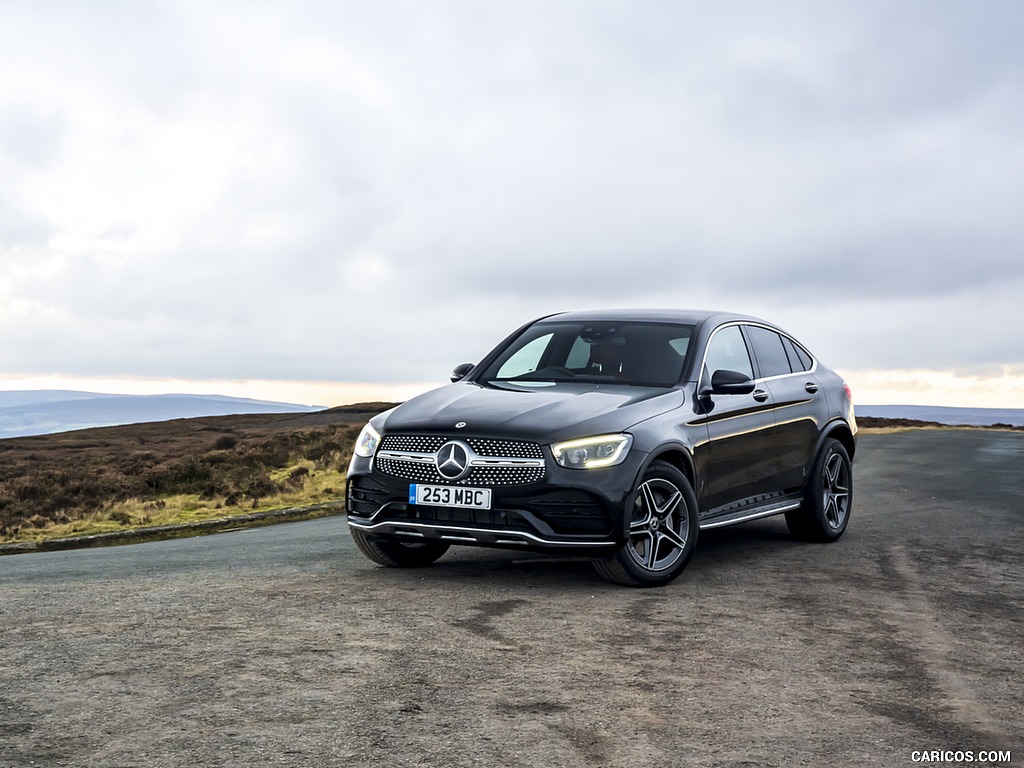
[2, 430, 1022, 767]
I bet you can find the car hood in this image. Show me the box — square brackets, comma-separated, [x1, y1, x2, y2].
[380, 382, 684, 442]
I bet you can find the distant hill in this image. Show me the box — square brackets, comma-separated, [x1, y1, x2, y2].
[856, 405, 1024, 427]
[6, 391, 1021, 440]
[0, 390, 323, 439]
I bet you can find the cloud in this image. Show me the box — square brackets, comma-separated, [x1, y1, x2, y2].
[1, 1, 1023, 392]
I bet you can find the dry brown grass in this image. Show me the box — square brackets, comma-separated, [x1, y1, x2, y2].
[857, 416, 1024, 435]
[0, 404, 395, 543]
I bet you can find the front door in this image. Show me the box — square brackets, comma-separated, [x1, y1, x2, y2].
[694, 324, 780, 517]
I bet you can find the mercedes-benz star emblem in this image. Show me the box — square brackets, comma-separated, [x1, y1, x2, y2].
[436, 440, 471, 480]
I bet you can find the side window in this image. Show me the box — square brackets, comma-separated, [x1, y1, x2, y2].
[745, 326, 792, 378]
[782, 336, 813, 372]
[704, 326, 754, 381]
[495, 333, 554, 378]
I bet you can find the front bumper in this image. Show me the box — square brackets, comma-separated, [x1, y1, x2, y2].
[346, 450, 645, 551]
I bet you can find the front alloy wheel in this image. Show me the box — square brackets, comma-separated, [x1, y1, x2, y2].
[593, 462, 698, 587]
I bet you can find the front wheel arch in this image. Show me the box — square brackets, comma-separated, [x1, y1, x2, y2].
[622, 445, 698, 537]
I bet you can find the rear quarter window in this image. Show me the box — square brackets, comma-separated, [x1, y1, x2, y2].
[782, 336, 814, 372]
[744, 326, 793, 378]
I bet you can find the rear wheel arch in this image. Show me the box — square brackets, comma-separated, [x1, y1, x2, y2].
[819, 420, 856, 461]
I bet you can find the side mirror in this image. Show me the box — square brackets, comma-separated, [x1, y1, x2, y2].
[708, 369, 755, 395]
[450, 362, 475, 382]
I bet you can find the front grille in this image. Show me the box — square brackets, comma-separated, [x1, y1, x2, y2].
[464, 438, 543, 459]
[374, 456, 439, 484]
[375, 456, 545, 486]
[465, 465, 546, 485]
[379, 435, 544, 459]
[375, 434, 546, 486]
[379, 435, 447, 453]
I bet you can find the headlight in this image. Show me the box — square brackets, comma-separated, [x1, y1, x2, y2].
[551, 434, 632, 469]
[353, 423, 382, 458]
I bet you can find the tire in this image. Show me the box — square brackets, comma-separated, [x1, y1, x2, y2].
[593, 461, 699, 587]
[350, 528, 450, 568]
[785, 438, 853, 542]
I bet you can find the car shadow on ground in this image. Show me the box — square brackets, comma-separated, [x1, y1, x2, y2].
[695, 517, 799, 553]
[344, 517, 808, 589]
[689, 519, 809, 574]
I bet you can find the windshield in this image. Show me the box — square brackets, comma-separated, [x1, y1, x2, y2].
[479, 321, 693, 388]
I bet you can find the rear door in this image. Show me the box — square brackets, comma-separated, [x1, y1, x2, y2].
[743, 325, 826, 492]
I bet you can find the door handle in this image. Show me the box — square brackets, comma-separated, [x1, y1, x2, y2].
[804, 382, 819, 394]
[753, 389, 769, 403]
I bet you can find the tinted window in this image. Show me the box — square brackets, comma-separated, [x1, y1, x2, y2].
[704, 325, 754, 381]
[745, 326, 792, 378]
[782, 336, 813, 372]
[482, 322, 693, 387]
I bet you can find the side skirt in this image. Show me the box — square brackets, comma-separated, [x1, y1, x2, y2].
[698, 496, 803, 530]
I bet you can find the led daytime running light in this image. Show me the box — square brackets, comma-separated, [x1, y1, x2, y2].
[551, 434, 632, 469]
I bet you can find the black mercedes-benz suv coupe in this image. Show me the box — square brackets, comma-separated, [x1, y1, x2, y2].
[347, 309, 856, 587]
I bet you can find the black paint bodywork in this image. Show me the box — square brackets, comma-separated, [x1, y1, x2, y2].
[347, 309, 857, 552]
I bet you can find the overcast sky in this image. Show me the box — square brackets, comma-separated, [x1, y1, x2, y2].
[2, 1, 1023, 407]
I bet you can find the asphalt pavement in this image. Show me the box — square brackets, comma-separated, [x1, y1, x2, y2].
[1, 430, 1021, 768]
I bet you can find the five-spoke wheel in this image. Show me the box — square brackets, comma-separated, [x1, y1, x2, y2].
[785, 438, 853, 542]
[593, 461, 698, 587]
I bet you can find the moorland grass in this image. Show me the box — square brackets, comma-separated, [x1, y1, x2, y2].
[0, 405, 393, 544]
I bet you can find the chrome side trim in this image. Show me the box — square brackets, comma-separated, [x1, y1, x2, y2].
[699, 500, 802, 530]
[696, 320, 818, 392]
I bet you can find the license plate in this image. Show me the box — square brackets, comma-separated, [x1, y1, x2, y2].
[409, 484, 492, 510]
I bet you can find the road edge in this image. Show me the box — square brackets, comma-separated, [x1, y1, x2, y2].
[0, 502, 345, 557]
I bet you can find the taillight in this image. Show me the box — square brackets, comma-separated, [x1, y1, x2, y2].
[843, 382, 853, 401]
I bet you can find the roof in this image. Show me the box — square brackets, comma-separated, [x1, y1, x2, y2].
[537, 308, 763, 326]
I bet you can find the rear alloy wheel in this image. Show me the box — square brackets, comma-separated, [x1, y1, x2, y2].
[350, 528, 450, 567]
[785, 438, 853, 542]
[593, 462, 698, 587]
